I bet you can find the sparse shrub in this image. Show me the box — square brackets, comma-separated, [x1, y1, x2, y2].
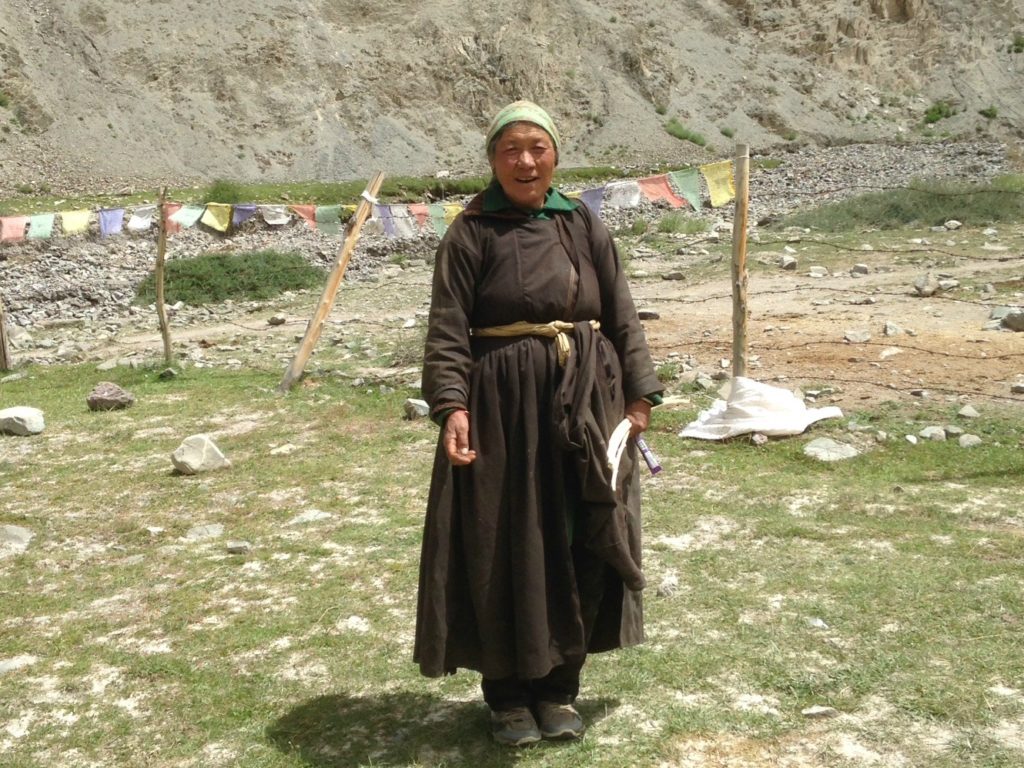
[781, 130, 798, 141]
[203, 179, 250, 204]
[979, 106, 998, 119]
[924, 101, 955, 124]
[657, 213, 708, 235]
[664, 118, 706, 147]
[0, 92, 9, 108]
[1012, 34, 1024, 53]
[134, 249, 326, 305]
[655, 103, 668, 116]
[720, 126, 735, 138]
[629, 218, 649, 236]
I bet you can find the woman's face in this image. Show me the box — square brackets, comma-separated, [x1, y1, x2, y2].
[489, 122, 557, 210]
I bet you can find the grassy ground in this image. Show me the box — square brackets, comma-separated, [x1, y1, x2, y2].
[2, 361, 1023, 767]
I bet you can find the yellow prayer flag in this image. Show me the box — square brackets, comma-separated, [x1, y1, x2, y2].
[443, 204, 463, 225]
[60, 210, 92, 234]
[699, 161, 735, 208]
[201, 203, 232, 232]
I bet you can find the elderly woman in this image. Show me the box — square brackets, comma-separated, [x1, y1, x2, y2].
[415, 101, 663, 746]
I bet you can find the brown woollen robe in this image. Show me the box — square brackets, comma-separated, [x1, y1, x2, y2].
[415, 183, 662, 682]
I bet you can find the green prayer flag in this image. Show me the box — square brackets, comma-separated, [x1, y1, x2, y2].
[315, 204, 342, 235]
[668, 168, 702, 212]
[28, 213, 55, 239]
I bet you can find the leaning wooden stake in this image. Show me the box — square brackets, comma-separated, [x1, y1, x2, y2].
[155, 187, 175, 366]
[0, 292, 12, 372]
[730, 144, 751, 378]
[278, 171, 386, 394]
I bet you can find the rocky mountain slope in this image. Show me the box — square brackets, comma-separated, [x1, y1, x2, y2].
[0, 0, 1022, 195]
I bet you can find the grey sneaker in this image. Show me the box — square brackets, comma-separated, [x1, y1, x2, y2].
[490, 706, 541, 747]
[536, 701, 585, 740]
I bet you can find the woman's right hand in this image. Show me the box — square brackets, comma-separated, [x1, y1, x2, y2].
[444, 409, 477, 465]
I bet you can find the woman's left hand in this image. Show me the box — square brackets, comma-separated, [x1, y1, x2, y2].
[624, 399, 652, 438]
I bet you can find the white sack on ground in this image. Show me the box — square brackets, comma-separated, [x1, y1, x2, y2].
[679, 377, 842, 440]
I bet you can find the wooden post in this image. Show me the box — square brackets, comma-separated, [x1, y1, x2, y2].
[0, 292, 11, 372]
[155, 187, 174, 366]
[278, 171, 386, 394]
[730, 144, 751, 379]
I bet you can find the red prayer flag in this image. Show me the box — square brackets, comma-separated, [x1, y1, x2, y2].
[637, 175, 689, 208]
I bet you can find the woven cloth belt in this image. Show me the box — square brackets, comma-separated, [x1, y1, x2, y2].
[472, 320, 600, 367]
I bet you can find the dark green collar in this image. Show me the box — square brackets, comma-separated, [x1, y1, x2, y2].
[481, 178, 579, 220]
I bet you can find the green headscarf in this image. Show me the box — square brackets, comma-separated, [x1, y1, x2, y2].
[485, 100, 561, 157]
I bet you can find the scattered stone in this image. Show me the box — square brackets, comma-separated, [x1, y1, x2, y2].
[851, 263, 870, 275]
[0, 406, 45, 436]
[804, 438, 859, 462]
[806, 617, 830, 629]
[1002, 310, 1024, 332]
[808, 266, 829, 278]
[1012, 383, 1024, 395]
[226, 540, 253, 555]
[859, 244, 873, 251]
[844, 329, 871, 344]
[990, 306, 1014, 321]
[270, 443, 298, 456]
[96, 357, 120, 371]
[267, 314, 287, 326]
[751, 433, 769, 446]
[695, 372, 716, 391]
[638, 310, 661, 320]
[883, 321, 904, 337]
[171, 434, 231, 474]
[913, 272, 940, 297]
[403, 398, 430, 419]
[982, 227, 998, 237]
[981, 242, 1009, 252]
[287, 509, 332, 525]
[780, 254, 798, 270]
[910, 389, 928, 398]
[944, 219, 962, 230]
[906, 434, 919, 444]
[185, 523, 224, 541]
[1, 525, 34, 558]
[158, 368, 179, 380]
[958, 404, 980, 419]
[802, 705, 840, 719]
[656, 573, 680, 598]
[661, 271, 686, 281]
[849, 296, 876, 305]
[919, 426, 946, 441]
[959, 434, 983, 448]
[86, 381, 135, 411]
[938, 278, 960, 291]
[944, 425, 964, 437]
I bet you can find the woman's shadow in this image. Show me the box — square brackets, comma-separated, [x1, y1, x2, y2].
[267, 691, 618, 767]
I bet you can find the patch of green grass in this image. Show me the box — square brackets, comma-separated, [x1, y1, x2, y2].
[0, 91, 9, 108]
[978, 106, 998, 119]
[772, 175, 1024, 231]
[1011, 33, 1024, 53]
[133, 249, 326, 305]
[720, 126, 735, 138]
[1, 363, 1023, 766]
[754, 158, 782, 170]
[657, 212, 708, 235]
[664, 118, 707, 147]
[924, 100, 955, 124]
